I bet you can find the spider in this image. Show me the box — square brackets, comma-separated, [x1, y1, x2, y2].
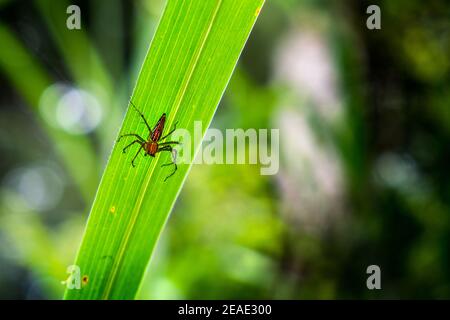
[118, 102, 179, 181]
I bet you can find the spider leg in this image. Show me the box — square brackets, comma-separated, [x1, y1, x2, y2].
[158, 146, 177, 181]
[131, 144, 144, 167]
[160, 121, 178, 140]
[122, 139, 142, 153]
[163, 162, 177, 182]
[129, 101, 153, 137]
[158, 141, 180, 146]
[118, 133, 145, 142]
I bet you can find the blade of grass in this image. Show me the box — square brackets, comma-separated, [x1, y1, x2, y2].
[64, 0, 265, 299]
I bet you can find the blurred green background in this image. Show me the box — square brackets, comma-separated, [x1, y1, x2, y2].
[0, 0, 449, 299]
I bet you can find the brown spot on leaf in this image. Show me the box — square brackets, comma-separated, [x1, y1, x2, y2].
[82, 275, 89, 286]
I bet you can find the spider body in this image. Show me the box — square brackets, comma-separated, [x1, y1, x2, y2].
[118, 102, 179, 181]
[145, 141, 159, 156]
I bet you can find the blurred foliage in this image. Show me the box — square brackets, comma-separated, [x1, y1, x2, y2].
[0, 0, 449, 299]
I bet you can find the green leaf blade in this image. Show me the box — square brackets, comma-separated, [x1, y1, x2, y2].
[64, 0, 264, 300]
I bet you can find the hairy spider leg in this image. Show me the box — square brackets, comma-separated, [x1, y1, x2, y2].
[131, 144, 145, 167]
[158, 141, 180, 146]
[159, 145, 177, 181]
[160, 121, 178, 140]
[122, 139, 143, 153]
[118, 133, 145, 143]
[130, 101, 153, 136]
